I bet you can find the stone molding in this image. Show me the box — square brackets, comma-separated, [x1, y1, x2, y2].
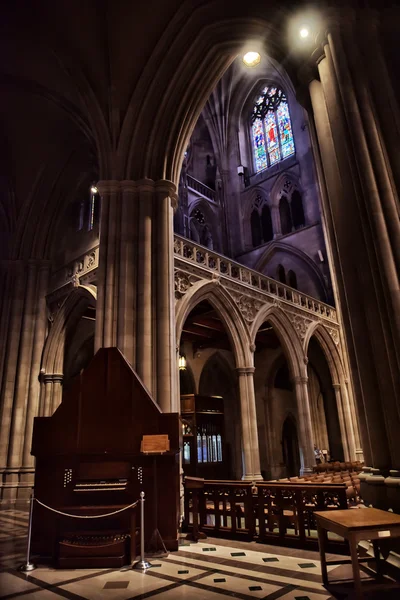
[236, 367, 255, 376]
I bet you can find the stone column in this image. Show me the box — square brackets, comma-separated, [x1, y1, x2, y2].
[117, 181, 138, 366]
[308, 54, 393, 472]
[95, 179, 177, 411]
[136, 180, 154, 392]
[332, 383, 350, 461]
[292, 375, 315, 474]
[41, 374, 64, 417]
[237, 367, 262, 481]
[155, 181, 178, 412]
[307, 15, 400, 508]
[0, 260, 49, 501]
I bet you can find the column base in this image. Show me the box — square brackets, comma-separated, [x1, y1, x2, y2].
[0, 467, 34, 503]
[385, 470, 400, 514]
[242, 473, 263, 482]
[300, 467, 314, 476]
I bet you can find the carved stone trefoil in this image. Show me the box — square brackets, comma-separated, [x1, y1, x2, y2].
[288, 313, 312, 343]
[235, 295, 262, 322]
[174, 271, 193, 298]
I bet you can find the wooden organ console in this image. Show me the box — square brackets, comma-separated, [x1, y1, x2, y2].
[31, 348, 180, 568]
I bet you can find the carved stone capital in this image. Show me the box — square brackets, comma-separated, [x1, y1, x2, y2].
[292, 375, 308, 385]
[155, 179, 177, 196]
[136, 178, 155, 193]
[120, 180, 137, 193]
[96, 180, 120, 194]
[43, 373, 64, 384]
[236, 367, 255, 376]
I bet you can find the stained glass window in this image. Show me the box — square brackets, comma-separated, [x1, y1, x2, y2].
[251, 85, 295, 172]
[252, 118, 267, 172]
[88, 193, 95, 230]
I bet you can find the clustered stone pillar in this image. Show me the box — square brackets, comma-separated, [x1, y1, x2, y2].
[40, 374, 64, 417]
[307, 12, 400, 510]
[95, 179, 177, 412]
[236, 367, 262, 481]
[0, 260, 49, 501]
[292, 375, 315, 474]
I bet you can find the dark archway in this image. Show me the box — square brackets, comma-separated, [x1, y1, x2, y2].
[287, 269, 297, 289]
[277, 264, 286, 284]
[308, 337, 344, 461]
[251, 208, 262, 247]
[291, 190, 305, 229]
[261, 204, 273, 242]
[279, 196, 292, 235]
[282, 415, 301, 477]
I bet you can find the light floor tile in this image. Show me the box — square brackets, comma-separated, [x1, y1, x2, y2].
[279, 589, 332, 600]
[179, 542, 336, 574]
[60, 568, 172, 600]
[147, 584, 230, 600]
[198, 571, 281, 597]
[0, 571, 39, 595]
[164, 553, 325, 591]
[148, 561, 207, 579]
[32, 566, 108, 585]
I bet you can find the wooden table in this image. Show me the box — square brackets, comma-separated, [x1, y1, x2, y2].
[315, 508, 400, 599]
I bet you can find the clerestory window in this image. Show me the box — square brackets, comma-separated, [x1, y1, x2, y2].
[251, 86, 295, 173]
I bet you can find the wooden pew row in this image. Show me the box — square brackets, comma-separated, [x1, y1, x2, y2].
[184, 478, 350, 550]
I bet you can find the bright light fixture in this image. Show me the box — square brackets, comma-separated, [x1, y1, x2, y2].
[90, 185, 98, 194]
[243, 51, 261, 68]
[178, 354, 187, 370]
[299, 26, 309, 38]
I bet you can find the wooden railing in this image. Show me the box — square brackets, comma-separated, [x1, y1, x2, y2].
[184, 479, 348, 549]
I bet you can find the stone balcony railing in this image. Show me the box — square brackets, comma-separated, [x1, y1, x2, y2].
[187, 175, 216, 202]
[173, 235, 338, 325]
[47, 236, 338, 327]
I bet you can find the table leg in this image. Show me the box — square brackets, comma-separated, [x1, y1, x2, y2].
[372, 540, 383, 581]
[349, 535, 363, 600]
[317, 523, 329, 586]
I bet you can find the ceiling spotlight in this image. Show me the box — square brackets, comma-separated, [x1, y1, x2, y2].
[90, 185, 98, 194]
[243, 51, 261, 68]
[299, 26, 310, 39]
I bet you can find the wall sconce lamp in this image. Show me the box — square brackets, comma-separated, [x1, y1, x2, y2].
[178, 354, 187, 370]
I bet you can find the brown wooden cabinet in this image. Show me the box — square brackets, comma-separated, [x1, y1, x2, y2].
[181, 394, 226, 479]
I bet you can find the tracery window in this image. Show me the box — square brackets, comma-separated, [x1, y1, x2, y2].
[251, 86, 295, 173]
[250, 194, 273, 248]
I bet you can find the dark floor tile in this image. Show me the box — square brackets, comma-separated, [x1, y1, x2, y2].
[298, 563, 316, 568]
[231, 552, 246, 557]
[178, 570, 189, 574]
[103, 581, 129, 589]
[202, 547, 217, 552]
[249, 585, 263, 591]
[214, 578, 226, 582]
[263, 557, 279, 562]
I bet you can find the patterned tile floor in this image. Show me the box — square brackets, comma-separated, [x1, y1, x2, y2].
[1, 506, 399, 599]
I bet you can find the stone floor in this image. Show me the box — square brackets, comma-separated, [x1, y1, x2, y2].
[1, 506, 400, 599]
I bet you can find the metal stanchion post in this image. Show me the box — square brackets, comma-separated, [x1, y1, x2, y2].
[19, 493, 37, 572]
[132, 492, 153, 571]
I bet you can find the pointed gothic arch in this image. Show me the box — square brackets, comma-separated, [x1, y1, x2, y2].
[39, 285, 97, 416]
[250, 306, 305, 380]
[303, 322, 358, 461]
[175, 279, 252, 368]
